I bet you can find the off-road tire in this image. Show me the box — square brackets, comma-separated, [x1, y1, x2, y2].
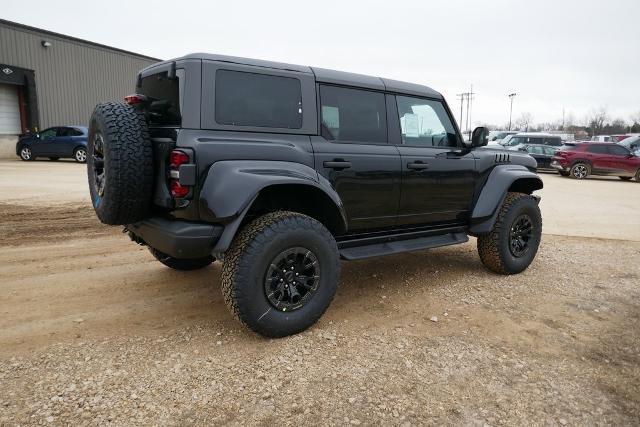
[87, 102, 153, 225]
[221, 211, 340, 338]
[148, 247, 214, 271]
[477, 192, 542, 275]
[570, 162, 590, 179]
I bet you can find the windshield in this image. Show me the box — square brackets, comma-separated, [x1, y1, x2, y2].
[620, 136, 640, 148]
[500, 135, 515, 145]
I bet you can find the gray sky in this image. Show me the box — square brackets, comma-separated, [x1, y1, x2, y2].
[4, 0, 639, 129]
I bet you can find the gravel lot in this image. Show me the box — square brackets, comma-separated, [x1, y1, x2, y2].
[1, 159, 639, 425]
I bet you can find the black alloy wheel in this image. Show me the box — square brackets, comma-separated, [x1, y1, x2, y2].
[92, 133, 106, 197]
[509, 214, 533, 257]
[264, 247, 320, 312]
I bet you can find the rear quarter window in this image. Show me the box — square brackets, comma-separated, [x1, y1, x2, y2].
[215, 70, 303, 129]
[138, 71, 181, 126]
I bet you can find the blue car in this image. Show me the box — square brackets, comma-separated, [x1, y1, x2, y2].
[16, 126, 88, 163]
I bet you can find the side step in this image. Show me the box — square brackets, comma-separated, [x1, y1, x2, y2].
[339, 232, 468, 261]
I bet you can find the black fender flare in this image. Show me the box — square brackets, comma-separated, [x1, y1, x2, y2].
[468, 165, 543, 235]
[198, 160, 347, 254]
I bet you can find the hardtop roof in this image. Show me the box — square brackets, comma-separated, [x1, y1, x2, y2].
[144, 53, 443, 99]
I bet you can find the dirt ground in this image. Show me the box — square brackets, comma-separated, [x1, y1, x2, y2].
[1, 159, 639, 425]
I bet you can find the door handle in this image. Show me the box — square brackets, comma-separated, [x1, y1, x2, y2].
[407, 161, 429, 170]
[323, 160, 352, 170]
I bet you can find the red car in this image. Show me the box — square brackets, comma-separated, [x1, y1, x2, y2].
[551, 142, 640, 181]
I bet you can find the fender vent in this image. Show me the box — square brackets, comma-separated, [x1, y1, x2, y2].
[495, 153, 511, 164]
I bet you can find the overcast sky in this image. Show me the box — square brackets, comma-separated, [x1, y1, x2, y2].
[4, 0, 639, 129]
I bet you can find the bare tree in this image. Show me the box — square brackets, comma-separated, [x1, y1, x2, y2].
[630, 110, 640, 126]
[586, 107, 608, 136]
[515, 112, 533, 131]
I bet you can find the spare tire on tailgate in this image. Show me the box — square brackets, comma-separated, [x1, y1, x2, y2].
[87, 102, 153, 225]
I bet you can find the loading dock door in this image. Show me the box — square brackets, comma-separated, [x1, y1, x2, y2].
[0, 83, 21, 135]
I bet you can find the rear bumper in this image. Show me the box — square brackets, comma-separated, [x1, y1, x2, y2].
[550, 160, 568, 172]
[127, 217, 223, 259]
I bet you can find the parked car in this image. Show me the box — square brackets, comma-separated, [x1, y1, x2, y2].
[590, 135, 613, 142]
[619, 135, 640, 155]
[85, 52, 543, 338]
[499, 132, 563, 149]
[16, 126, 88, 163]
[516, 144, 558, 170]
[487, 130, 517, 145]
[551, 142, 640, 181]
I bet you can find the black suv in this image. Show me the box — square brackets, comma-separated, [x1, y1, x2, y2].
[87, 53, 543, 337]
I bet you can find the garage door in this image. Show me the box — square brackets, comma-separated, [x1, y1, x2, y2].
[0, 83, 21, 135]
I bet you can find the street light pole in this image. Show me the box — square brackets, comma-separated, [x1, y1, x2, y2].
[508, 93, 517, 130]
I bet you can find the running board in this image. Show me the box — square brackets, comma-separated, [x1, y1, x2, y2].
[339, 232, 468, 261]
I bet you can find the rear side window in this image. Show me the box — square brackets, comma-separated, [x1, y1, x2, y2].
[138, 71, 181, 126]
[608, 145, 629, 156]
[587, 145, 608, 154]
[215, 70, 302, 129]
[58, 127, 83, 137]
[319, 85, 387, 143]
[529, 137, 543, 145]
[544, 137, 562, 146]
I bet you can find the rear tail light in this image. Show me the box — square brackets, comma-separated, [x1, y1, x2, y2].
[169, 150, 191, 199]
[124, 94, 148, 105]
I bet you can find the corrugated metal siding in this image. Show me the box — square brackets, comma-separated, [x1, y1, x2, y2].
[0, 22, 157, 129]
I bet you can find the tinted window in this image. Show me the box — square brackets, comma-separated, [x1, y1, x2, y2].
[544, 137, 562, 146]
[320, 85, 386, 143]
[215, 70, 302, 129]
[39, 128, 57, 139]
[58, 127, 83, 137]
[587, 145, 608, 154]
[139, 71, 181, 126]
[396, 96, 457, 147]
[529, 137, 544, 145]
[608, 145, 629, 156]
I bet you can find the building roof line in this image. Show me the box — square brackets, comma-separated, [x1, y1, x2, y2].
[0, 18, 161, 62]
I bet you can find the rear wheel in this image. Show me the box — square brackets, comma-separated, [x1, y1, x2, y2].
[87, 102, 153, 225]
[19, 146, 33, 161]
[221, 211, 340, 338]
[570, 162, 589, 179]
[148, 247, 214, 271]
[477, 192, 542, 275]
[74, 148, 87, 163]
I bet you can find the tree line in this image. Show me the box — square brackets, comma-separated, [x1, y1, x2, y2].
[481, 108, 640, 137]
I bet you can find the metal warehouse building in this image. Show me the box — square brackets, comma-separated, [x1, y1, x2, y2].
[0, 19, 158, 158]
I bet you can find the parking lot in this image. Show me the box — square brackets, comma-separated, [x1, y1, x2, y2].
[1, 159, 639, 425]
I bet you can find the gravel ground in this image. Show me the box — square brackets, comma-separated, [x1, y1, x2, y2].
[0, 160, 639, 425]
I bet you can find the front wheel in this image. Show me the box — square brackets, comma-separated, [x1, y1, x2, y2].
[148, 247, 215, 271]
[477, 192, 542, 275]
[221, 211, 340, 338]
[19, 146, 33, 161]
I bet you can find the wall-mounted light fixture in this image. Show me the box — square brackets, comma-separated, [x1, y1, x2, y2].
[41, 40, 52, 48]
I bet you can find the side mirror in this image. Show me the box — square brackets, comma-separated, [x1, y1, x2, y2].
[471, 127, 489, 147]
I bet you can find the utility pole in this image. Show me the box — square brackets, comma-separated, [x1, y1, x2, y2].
[457, 93, 465, 132]
[508, 93, 517, 130]
[467, 85, 474, 140]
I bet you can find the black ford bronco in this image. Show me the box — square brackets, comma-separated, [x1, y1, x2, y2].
[87, 53, 542, 337]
